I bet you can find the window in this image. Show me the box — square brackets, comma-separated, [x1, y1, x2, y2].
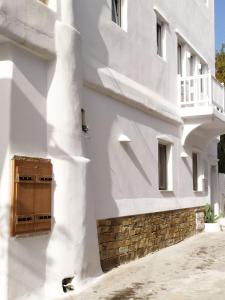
[156, 18, 166, 59]
[192, 153, 198, 191]
[158, 140, 173, 191]
[158, 143, 167, 190]
[157, 22, 162, 57]
[177, 43, 182, 75]
[112, 0, 121, 26]
[112, 0, 127, 30]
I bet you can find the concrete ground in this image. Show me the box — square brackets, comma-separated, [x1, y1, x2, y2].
[69, 232, 225, 300]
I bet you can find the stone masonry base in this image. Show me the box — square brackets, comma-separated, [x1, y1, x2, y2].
[97, 207, 205, 272]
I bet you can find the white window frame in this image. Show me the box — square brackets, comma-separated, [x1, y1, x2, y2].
[158, 138, 173, 191]
[192, 152, 198, 191]
[154, 7, 168, 61]
[177, 43, 183, 75]
[112, 0, 128, 31]
[156, 18, 166, 60]
[157, 21, 163, 57]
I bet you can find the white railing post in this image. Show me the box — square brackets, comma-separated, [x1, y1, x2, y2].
[222, 82, 225, 113]
[179, 73, 225, 113]
[198, 75, 201, 103]
[178, 75, 181, 107]
[208, 72, 212, 106]
[183, 78, 186, 105]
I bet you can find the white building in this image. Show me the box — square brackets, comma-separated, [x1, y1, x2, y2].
[0, 0, 224, 299]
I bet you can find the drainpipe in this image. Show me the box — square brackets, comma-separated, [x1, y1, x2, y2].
[46, 0, 101, 296]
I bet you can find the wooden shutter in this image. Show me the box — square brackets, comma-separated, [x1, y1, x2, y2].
[11, 157, 52, 236]
[158, 144, 167, 190]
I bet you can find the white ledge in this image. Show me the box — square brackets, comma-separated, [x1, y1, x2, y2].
[175, 28, 207, 65]
[0, 0, 56, 59]
[157, 135, 174, 144]
[118, 134, 131, 143]
[83, 55, 183, 125]
[153, 6, 169, 25]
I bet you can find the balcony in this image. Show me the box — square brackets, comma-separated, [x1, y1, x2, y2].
[179, 74, 225, 150]
[179, 74, 225, 116]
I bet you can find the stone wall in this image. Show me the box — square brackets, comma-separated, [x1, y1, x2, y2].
[97, 207, 204, 272]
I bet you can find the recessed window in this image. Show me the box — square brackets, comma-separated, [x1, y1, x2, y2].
[112, 0, 121, 27]
[192, 153, 198, 191]
[112, 0, 127, 31]
[157, 22, 162, 57]
[156, 19, 166, 60]
[177, 43, 182, 75]
[158, 142, 173, 191]
[158, 143, 167, 190]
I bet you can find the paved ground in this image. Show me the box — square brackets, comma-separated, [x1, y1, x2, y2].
[72, 232, 225, 300]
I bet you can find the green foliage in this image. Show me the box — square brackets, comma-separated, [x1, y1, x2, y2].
[216, 45, 225, 172]
[216, 44, 225, 85]
[218, 135, 225, 173]
[204, 204, 219, 223]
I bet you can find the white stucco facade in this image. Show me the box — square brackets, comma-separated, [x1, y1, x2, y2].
[0, 1, 224, 299]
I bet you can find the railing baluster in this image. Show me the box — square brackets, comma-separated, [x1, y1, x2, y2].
[208, 73, 212, 106]
[184, 79, 186, 105]
[188, 79, 191, 104]
[179, 73, 225, 113]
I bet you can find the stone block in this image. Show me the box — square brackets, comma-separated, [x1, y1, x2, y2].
[97, 206, 204, 272]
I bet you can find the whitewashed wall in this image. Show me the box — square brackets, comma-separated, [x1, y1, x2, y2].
[0, 1, 218, 300]
[75, 0, 215, 107]
[218, 174, 225, 214]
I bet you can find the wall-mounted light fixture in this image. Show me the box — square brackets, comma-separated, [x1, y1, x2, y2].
[81, 109, 88, 133]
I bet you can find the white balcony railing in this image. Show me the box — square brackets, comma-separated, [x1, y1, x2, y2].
[179, 74, 225, 113]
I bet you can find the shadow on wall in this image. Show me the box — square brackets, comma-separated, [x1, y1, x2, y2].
[77, 1, 183, 230]
[4, 1, 110, 297]
[73, 0, 120, 274]
[121, 142, 152, 185]
[6, 75, 103, 298]
[0, 1, 182, 299]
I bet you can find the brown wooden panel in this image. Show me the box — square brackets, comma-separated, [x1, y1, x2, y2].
[11, 156, 52, 236]
[15, 183, 35, 215]
[14, 215, 35, 234]
[35, 184, 51, 215]
[35, 214, 51, 232]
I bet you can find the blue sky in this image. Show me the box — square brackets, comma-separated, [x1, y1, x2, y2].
[215, 0, 225, 51]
